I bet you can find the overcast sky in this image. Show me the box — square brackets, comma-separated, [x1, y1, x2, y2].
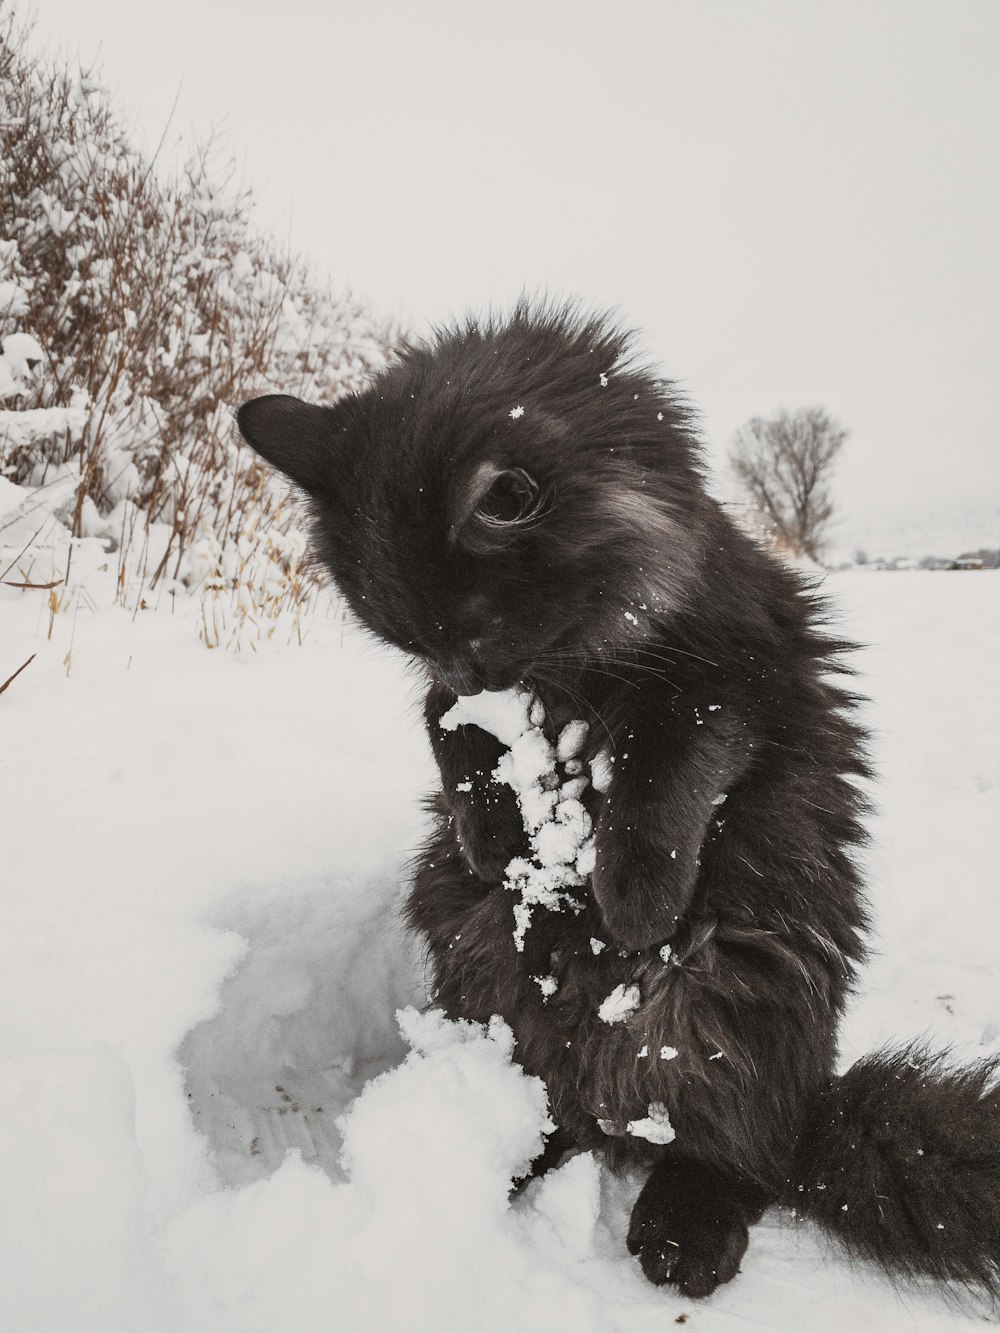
[31, 0, 1000, 521]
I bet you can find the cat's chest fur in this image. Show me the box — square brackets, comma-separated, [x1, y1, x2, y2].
[406, 675, 735, 1150]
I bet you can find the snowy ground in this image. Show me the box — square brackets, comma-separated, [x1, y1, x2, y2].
[2, 560, 998, 1332]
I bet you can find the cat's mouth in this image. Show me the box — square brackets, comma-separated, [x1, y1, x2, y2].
[432, 658, 528, 697]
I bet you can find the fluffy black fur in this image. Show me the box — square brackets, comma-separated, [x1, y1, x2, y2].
[238, 302, 999, 1302]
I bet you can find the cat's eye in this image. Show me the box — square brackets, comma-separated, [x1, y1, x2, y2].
[474, 468, 540, 525]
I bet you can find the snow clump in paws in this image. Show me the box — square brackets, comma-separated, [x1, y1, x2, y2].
[439, 687, 596, 950]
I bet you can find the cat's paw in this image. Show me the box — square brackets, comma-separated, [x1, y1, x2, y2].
[590, 849, 688, 953]
[626, 1180, 750, 1298]
[452, 799, 525, 882]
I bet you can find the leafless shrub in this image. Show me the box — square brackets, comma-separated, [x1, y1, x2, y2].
[0, 11, 392, 637]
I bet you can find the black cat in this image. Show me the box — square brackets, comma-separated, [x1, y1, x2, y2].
[238, 303, 999, 1301]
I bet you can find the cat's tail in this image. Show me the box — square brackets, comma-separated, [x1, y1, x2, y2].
[787, 1045, 1000, 1297]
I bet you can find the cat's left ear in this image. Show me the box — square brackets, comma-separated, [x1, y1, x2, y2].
[237, 394, 340, 496]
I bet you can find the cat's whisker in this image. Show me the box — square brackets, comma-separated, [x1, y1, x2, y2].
[533, 651, 644, 694]
[531, 669, 617, 752]
[537, 645, 682, 693]
[631, 642, 722, 670]
[600, 652, 683, 692]
[621, 647, 720, 676]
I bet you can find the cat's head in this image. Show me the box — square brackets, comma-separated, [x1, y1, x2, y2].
[237, 305, 709, 694]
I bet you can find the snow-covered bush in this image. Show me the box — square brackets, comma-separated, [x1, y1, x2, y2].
[0, 12, 391, 642]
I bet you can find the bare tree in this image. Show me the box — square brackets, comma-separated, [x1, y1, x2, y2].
[730, 407, 847, 561]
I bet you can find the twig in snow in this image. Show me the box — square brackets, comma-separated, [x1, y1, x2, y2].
[0, 653, 36, 697]
[1, 577, 64, 590]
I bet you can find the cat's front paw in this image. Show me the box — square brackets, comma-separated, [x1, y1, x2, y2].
[591, 843, 689, 952]
[452, 796, 526, 882]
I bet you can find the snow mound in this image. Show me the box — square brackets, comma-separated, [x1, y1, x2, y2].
[165, 1009, 622, 1333]
[180, 872, 424, 1186]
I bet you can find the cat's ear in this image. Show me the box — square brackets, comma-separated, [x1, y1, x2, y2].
[237, 394, 340, 495]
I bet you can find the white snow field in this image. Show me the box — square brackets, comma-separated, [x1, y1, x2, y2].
[2, 563, 998, 1332]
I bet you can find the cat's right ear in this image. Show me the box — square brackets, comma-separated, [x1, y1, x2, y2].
[237, 394, 339, 496]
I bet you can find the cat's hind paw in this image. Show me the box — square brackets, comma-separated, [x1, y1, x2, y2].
[627, 1197, 749, 1297]
[626, 1157, 764, 1298]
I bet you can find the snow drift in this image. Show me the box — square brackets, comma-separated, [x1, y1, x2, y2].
[2, 568, 998, 1331]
